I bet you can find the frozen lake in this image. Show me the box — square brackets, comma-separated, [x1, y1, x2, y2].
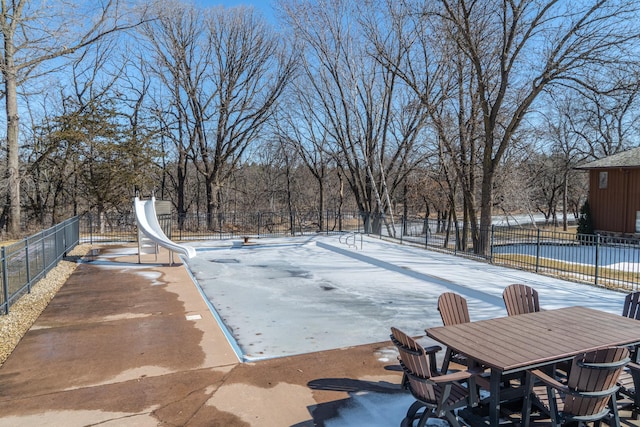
[185, 234, 627, 362]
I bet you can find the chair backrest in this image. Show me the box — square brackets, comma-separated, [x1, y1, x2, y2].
[622, 292, 640, 320]
[564, 346, 630, 417]
[390, 327, 437, 403]
[438, 292, 470, 326]
[502, 284, 540, 316]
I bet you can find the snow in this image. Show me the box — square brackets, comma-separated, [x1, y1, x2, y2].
[185, 234, 627, 360]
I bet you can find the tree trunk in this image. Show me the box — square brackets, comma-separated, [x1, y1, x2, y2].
[478, 168, 495, 256]
[4, 45, 20, 236]
[338, 171, 344, 231]
[206, 178, 216, 230]
[317, 175, 325, 232]
[563, 171, 568, 231]
[175, 148, 188, 229]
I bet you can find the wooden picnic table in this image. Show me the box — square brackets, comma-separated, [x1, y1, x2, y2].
[426, 306, 640, 426]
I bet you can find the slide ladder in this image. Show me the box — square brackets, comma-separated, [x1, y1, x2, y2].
[138, 232, 158, 259]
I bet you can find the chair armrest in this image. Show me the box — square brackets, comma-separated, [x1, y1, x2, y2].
[626, 362, 640, 387]
[627, 361, 640, 372]
[529, 369, 570, 393]
[424, 345, 443, 355]
[529, 368, 618, 398]
[430, 369, 474, 383]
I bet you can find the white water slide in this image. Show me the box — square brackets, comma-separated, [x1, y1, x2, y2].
[134, 196, 196, 260]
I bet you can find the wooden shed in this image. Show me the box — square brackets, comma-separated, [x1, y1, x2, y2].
[576, 147, 640, 236]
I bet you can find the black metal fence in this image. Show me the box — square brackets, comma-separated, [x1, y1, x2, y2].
[1, 217, 79, 314]
[7, 210, 636, 316]
[76, 211, 640, 291]
[79, 210, 366, 243]
[379, 217, 640, 291]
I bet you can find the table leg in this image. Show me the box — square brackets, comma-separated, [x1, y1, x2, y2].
[489, 367, 501, 426]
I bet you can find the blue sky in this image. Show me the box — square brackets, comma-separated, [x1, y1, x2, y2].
[194, 0, 276, 20]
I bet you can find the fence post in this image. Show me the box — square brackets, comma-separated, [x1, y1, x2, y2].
[55, 223, 61, 264]
[292, 211, 296, 236]
[535, 229, 541, 273]
[257, 212, 261, 237]
[489, 225, 495, 261]
[424, 217, 429, 248]
[89, 214, 94, 245]
[2, 247, 8, 314]
[594, 234, 600, 287]
[25, 240, 31, 293]
[325, 210, 329, 235]
[41, 231, 47, 276]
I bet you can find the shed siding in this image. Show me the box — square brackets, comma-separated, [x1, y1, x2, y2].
[628, 169, 640, 233]
[589, 168, 640, 234]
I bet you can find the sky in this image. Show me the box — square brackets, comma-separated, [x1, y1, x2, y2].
[194, 0, 277, 21]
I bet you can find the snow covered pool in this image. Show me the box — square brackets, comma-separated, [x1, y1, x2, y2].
[185, 234, 626, 361]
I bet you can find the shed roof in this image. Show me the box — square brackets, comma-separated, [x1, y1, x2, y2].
[576, 146, 640, 169]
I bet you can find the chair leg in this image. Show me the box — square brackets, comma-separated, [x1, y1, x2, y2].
[546, 387, 560, 427]
[521, 372, 534, 427]
[443, 410, 461, 427]
[404, 400, 425, 426]
[416, 408, 436, 427]
[609, 395, 621, 427]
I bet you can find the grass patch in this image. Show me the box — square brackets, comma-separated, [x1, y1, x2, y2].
[493, 253, 638, 290]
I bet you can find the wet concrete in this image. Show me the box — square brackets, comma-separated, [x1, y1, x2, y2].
[0, 245, 398, 426]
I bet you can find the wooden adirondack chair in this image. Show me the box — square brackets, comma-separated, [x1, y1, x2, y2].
[390, 327, 479, 427]
[502, 284, 540, 316]
[522, 346, 630, 427]
[617, 361, 640, 419]
[621, 291, 640, 363]
[617, 291, 640, 417]
[437, 292, 471, 373]
[622, 291, 640, 320]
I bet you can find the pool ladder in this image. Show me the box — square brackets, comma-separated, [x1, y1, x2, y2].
[339, 232, 362, 250]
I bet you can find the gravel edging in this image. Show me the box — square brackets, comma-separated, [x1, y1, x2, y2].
[0, 244, 92, 367]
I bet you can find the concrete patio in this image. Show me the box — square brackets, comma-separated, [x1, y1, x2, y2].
[0, 244, 639, 426]
[0, 245, 402, 426]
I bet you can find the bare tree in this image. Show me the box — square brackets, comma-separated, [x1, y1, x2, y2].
[273, 85, 333, 230]
[536, 91, 593, 229]
[199, 6, 295, 228]
[0, 0, 148, 236]
[364, 0, 482, 248]
[143, 2, 296, 229]
[23, 39, 119, 226]
[140, 0, 210, 222]
[429, 0, 640, 254]
[568, 72, 640, 159]
[41, 44, 156, 230]
[280, 0, 431, 235]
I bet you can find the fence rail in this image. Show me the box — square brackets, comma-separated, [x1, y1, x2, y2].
[5, 210, 636, 316]
[382, 217, 640, 291]
[78, 210, 640, 290]
[79, 210, 365, 243]
[1, 217, 79, 314]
